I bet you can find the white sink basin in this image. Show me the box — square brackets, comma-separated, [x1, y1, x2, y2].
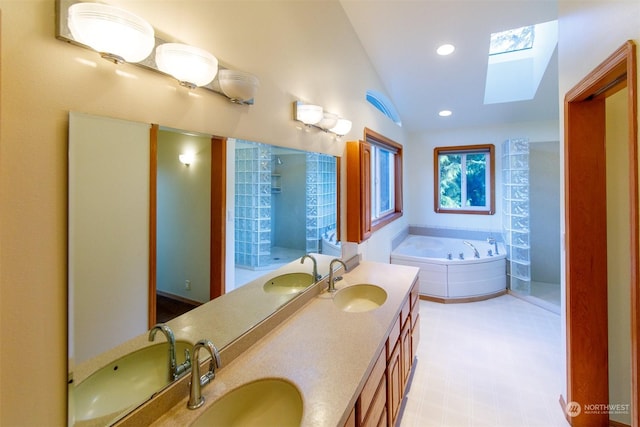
[73, 340, 190, 422]
[333, 284, 388, 312]
[263, 272, 314, 295]
[191, 378, 303, 426]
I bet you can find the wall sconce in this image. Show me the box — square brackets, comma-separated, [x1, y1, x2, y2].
[293, 101, 352, 136]
[56, 0, 259, 104]
[156, 43, 218, 89]
[67, 2, 155, 64]
[179, 153, 195, 166]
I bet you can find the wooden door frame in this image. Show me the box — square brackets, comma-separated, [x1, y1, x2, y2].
[210, 136, 226, 300]
[564, 40, 638, 426]
[147, 129, 227, 328]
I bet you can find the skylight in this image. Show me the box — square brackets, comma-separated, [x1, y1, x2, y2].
[484, 20, 557, 105]
[366, 90, 402, 126]
[489, 25, 535, 56]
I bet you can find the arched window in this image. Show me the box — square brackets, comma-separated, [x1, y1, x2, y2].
[366, 90, 402, 126]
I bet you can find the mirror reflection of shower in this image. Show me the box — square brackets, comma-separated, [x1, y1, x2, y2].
[232, 140, 339, 288]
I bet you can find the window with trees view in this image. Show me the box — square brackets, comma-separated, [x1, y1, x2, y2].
[434, 144, 495, 215]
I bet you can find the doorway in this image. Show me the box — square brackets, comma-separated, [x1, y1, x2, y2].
[564, 41, 638, 426]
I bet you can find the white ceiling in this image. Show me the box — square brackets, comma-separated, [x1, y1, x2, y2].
[339, 0, 559, 133]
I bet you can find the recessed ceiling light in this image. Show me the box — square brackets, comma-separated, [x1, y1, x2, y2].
[437, 44, 455, 56]
[439, 110, 452, 117]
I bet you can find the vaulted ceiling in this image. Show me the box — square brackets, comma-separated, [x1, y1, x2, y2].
[339, 0, 559, 133]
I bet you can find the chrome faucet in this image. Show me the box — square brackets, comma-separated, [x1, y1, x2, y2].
[463, 240, 480, 258]
[188, 339, 222, 410]
[149, 323, 191, 381]
[487, 237, 499, 255]
[328, 258, 347, 292]
[301, 254, 320, 281]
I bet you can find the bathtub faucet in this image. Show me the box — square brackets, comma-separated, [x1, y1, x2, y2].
[487, 237, 499, 255]
[463, 241, 480, 259]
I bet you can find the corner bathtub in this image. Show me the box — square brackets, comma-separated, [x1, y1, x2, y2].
[390, 235, 507, 302]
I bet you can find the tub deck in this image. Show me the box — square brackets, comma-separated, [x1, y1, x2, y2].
[391, 235, 507, 302]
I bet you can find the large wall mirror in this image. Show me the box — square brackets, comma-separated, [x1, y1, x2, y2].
[68, 112, 340, 425]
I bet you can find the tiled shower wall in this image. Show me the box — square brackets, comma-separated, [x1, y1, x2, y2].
[234, 142, 272, 269]
[235, 143, 337, 269]
[305, 153, 337, 253]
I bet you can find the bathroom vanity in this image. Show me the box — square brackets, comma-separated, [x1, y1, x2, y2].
[114, 260, 420, 427]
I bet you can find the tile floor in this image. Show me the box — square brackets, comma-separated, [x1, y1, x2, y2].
[400, 295, 569, 427]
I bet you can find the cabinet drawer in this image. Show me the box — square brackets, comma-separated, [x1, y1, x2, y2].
[400, 296, 411, 328]
[359, 348, 386, 425]
[412, 313, 420, 360]
[387, 315, 401, 360]
[410, 279, 419, 308]
[411, 297, 419, 329]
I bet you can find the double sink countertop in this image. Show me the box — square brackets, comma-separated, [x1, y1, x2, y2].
[143, 260, 420, 427]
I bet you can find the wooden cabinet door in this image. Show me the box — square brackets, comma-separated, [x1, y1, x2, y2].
[346, 140, 372, 243]
[344, 406, 356, 427]
[386, 341, 402, 426]
[401, 317, 412, 388]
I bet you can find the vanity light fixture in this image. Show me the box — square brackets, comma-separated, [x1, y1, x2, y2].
[57, 0, 258, 104]
[293, 101, 352, 137]
[179, 153, 196, 166]
[439, 110, 453, 117]
[317, 112, 339, 130]
[67, 2, 155, 64]
[294, 101, 324, 125]
[155, 43, 219, 89]
[328, 118, 352, 136]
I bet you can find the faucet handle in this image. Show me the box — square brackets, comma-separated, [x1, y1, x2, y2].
[175, 348, 192, 378]
[198, 340, 221, 387]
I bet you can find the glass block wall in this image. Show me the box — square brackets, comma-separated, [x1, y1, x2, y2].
[502, 138, 531, 294]
[234, 141, 272, 269]
[305, 153, 337, 253]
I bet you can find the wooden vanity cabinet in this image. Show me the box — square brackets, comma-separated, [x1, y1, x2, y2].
[357, 348, 387, 427]
[350, 279, 420, 427]
[344, 407, 356, 427]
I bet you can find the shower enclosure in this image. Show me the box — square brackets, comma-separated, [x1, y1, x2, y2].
[502, 138, 561, 309]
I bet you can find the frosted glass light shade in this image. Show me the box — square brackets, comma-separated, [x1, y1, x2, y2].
[156, 43, 219, 89]
[295, 103, 323, 125]
[217, 69, 260, 102]
[330, 118, 352, 136]
[67, 3, 155, 63]
[317, 112, 338, 130]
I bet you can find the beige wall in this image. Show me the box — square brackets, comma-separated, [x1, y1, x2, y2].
[406, 120, 559, 232]
[558, 0, 640, 413]
[0, 1, 405, 424]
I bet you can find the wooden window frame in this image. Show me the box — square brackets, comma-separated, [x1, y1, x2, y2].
[346, 128, 403, 243]
[433, 144, 495, 215]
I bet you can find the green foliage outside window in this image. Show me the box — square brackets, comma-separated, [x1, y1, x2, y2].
[439, 153, 487, 208]
[435, 144, 494, 215]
